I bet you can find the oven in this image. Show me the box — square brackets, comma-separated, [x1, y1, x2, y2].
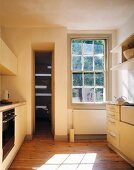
[2, 109, 16, 160]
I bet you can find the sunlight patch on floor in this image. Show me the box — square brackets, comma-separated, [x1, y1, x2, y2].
[33, 153, 97, 170]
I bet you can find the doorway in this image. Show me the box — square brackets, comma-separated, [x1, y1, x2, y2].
[34, 51, 53, 139]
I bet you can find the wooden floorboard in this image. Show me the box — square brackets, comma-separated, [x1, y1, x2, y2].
[9, 120, 134, 170]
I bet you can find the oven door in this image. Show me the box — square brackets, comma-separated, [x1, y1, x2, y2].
[3, 115, 15, 160]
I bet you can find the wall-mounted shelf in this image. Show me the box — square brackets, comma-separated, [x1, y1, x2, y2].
[35, 85, 47, 89]
[111, 58, 134, 70]
[36, 106, 47, 109]
[36, 93, 52, 96]
[111, 34, 134, 70]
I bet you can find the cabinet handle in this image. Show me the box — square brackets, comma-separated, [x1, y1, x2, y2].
[109, 120, 116, 123]
[3, 115, 17, 123]
[108, 131, 116, 137]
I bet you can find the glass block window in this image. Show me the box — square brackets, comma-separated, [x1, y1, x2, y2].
[71, 39, 105, 103]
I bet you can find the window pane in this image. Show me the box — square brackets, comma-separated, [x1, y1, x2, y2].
[84, 56, 93, 71]
[72, 40, 82, 55]
[94, 56, 104, 71]
[83, 88, 94, 102]
[73, 73, 82, 86]
[94, 40, 104, 56]
[83, 40, 93, 55]
[72, 88, 82, 102]
[84, 73, 94, 86]
[72, 56, 82, 71]
[95, 88, 103, 102]
[95, 72, 104, 86]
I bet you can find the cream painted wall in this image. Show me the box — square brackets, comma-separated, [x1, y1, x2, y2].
[1, 27, 68, 137]
[67, 30, 116, 135]
[1, 27, 117, 138]
[68, 109, 106, 134]
[0, 26, 2, 99]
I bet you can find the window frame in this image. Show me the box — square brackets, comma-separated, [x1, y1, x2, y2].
[67, 34, 112, 110]
[71, 39, 106, 104]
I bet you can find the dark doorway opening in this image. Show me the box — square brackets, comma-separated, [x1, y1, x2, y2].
[34, 51, 53, 139]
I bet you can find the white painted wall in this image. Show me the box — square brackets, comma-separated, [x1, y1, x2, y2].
[112, 14, 134, 102]
[1, 27, 68, 137]
[117, 14, 134, 44]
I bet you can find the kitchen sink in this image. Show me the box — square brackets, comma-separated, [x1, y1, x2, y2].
[121, 106, 134, 125]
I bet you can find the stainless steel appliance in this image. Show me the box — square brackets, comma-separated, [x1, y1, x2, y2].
[2, 109, 16, 160]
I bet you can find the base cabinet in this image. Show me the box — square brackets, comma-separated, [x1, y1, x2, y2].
[119, 122, 134, 164]
[0, 104, 26, 170]
[106, 104, 120, 148]
[106, 104, 134, 167]
[15, 105, 26, 150]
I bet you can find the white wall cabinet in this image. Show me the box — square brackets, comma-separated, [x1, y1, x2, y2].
[0, 38, 17, 75]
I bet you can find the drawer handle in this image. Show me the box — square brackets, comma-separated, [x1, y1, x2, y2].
[110, 113, 115, 116]
[109, 120, 116, 123]
[108, 131, 116, 137]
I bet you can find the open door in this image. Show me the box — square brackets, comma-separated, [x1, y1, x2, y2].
[34, 51, 53, 139]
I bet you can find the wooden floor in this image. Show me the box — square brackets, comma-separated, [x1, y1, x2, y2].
[9, 120, 133, 170]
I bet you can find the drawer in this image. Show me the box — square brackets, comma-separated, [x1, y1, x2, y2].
[107, 131, 119, 148]
[106, 104, 120, 113]
[107, 110, 120, 120]
[107, 118, 119, 133]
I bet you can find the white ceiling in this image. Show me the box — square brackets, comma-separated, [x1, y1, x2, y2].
[0, 0, 134, 30]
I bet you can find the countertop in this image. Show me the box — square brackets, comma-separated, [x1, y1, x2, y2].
[106, 101, 134, 107]
[0, 101, 26, 112]
[106, 101, 121, 105]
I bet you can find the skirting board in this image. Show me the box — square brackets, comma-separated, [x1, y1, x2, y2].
[108, 143, 134, 167]
[54, 135, 68, 141]
[75, 134, 107, 140]
[25, 134, 32, 140]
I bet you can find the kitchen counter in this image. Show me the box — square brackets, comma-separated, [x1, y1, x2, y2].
[106, 101, 121, 105]
[106, 101, 134, 106]
[0, 102, 26, 112]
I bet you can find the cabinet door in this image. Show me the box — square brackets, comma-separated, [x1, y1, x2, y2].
[0, 112, 2, 167]
[0, 38, 17, 75]
[119, 122, 134, 162]
[15, 105, 26, 149]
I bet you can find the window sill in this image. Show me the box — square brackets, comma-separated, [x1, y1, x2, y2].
[69, 103, 106, 110]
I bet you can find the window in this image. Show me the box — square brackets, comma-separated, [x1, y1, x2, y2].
[71, 39, 106, 104]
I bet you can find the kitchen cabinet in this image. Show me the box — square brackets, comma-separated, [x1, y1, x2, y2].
[106, 104, 134, 167]
[0, 38, 17, 75]
[119, 122, 134, 165]
[15, 105, 26, 150]
[106, 104, 120, 148]
[0, 103, 26, 170]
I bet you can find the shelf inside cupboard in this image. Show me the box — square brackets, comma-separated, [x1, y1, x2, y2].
[35, 74, 51, 77]
[111, 58, 134, 70]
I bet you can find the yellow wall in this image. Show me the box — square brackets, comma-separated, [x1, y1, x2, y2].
[0, 26, 1, 99]
[1, 27, 68, 137]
